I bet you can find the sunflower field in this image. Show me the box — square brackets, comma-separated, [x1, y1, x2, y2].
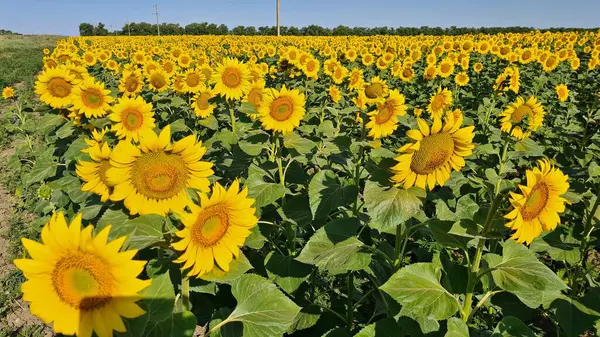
[2, 31, 600, 337]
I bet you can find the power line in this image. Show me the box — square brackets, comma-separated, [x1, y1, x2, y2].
[153, 4, 160, 36]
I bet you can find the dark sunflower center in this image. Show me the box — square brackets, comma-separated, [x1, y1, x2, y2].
[365, 82, 384, 99]
[131, 151, 188, 200]
[521, 182, 549, 220]
[410, 133, 454, 174]
[376, 101, 396, 124]
[222, 68, 241, 88]
[196, 93, 211, 110]
[306, 61, 316, 72]
[441, 63, 451, 73]
[186, 73, 201, 87]
[190, 204, 230, 247]
[431, 94, 445, 111]
[247, 88, 263, 108]
[126, 76, 139, 92]
[82, 90, 103, 108]
[52, 252, 113, 311]
[150, 73, 167, 89]
[512, 105, 532, 123]
[122, 108, 144, 130]
[270, 97, 294, 121]
[48, 78, 72, 98]
[98, 160, 112, 186]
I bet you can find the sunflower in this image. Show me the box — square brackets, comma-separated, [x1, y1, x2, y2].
[211, 57, 251, 101]
[35, 67, 80, 108]
[2, 87, 15, 100]
[118, 69, 143, 97]
[244, 80, 265, 119]
[76, 143, 113, 202]
[437, 59, 455, 78]
[505, 159, 570, 244]
[556, 84, 569, 102]
[71, 79, 114, 118]
[84, 127, 109, 148]
[147, 69, 171, 92]
[499, 96, 545, 140]
[109, 96, 155, 142]
[424, 65, 438, 80]
[332, 66, 348, 84]
[362, 76, 389, 106]
[427, 87, 453, 119]
[391, 117, 475, 190]
[192, 87, 216, 118]
[348, 68, 364, 91]
[14, 212, 150, 337]
[107, 125, 213, 216]
[366, 89, 407, 139]
[455, 72, 469, 86]
[172, 180, 258, 277]
[302, 58, 320, 79]
[182, 68, 206, 93]
[329, 85, 342, 104]
[474, 63, 484, 73]
[259, 85, 306, 135]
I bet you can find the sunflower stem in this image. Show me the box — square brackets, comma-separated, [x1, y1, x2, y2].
[352, 113, 367, 216]
[346, 271, 354, 332]
[572, 186, 600, 296]
[228, 102, 237, 134]
[182, 276, 190, 312]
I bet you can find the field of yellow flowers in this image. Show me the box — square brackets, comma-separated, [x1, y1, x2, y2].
[2, 31, 600, 337]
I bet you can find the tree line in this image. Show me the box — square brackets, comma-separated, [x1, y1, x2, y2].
[79, 22, 599, 37]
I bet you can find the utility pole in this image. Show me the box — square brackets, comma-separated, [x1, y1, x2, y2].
[153, 4, 160, 36]
[276, 0, 280, 36]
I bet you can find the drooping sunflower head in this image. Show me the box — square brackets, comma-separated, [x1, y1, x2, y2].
[366, 89, 407, 139]
[107, 125, 214, 216]
[14, 212, 150, 337]
[118, 69, 144, 97]
[244, 80, 266, 118]
[192, 87, 217, 119]
[172, 180, 258, 277]
[329, 85, 342, 104]
[71, 78, 114, 119]
[427, 87, 453, 119]
[109, 95, 155, 142]
[362, 76, 389, 105]
[556, 84, 569, 102]
[76, 142, 113, 202]
[505, 159, 570, 244]
[499, 96, 546, 140]
[35, 66, 80, 108]
[391, 117, 475, 190]
[348, 67, 364, 91]
[147, 69, 171, 92]
[211, 57, 251, 101]
[258, 85, 306, 135]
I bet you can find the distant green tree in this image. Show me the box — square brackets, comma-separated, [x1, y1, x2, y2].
[96, 22, 109, 36]
[79, 23, 94, 36]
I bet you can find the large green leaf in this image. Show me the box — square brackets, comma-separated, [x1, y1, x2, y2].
[354, 317, 401, 337]
[265, 251, 313, 294]
[296, 218, 371, 275]
[551, 295, 600, 337]
[490, 316, 535, 337]
[308, 170, 358, 219]
[246, 173, 286, 208]
[22, 148, 57, 188]
[119, 215, 165, 250]
[200, 253, 253, 284]
[444, 317, 469, 337]
[287, 306, 321, 334]
[483, 240, 567, 308]
[141, 272, 176, 323]
[97, 208, 131, 229]
[283, 132, 317, 155]
[363, 181, 425, 234]
[380, 263, 460, 320]
[218, 274, 301, 337]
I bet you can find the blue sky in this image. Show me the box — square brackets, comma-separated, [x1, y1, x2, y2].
[1, 0, 599, 36]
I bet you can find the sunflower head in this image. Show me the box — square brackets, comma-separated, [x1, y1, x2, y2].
[72, 78, 114, 118]
[211, 57, 251, 101]
[107, 125, 214, 215]
[35, 66, 80, 108]
[258, 85, 306, 134]
[556, 84, 569, 102]
[499, 96, 546, 140]
[172, 180, 258, 277]
[366, 89, 407, 139]
[505, 159, 570, 244]
[192, 87, 217, 119]
[109, 95, 155, 142]
[391, 117, 475, 190]
[427, 87, 453, 119]
[147, 69, 171, 92]
[14, 212, 150, 337]
[2, 87, 15, 100]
